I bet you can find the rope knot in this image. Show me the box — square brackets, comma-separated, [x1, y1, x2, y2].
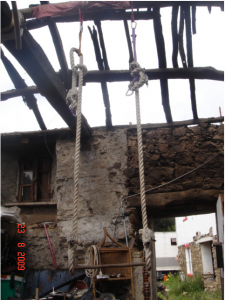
[66, 87, 78, 115]
[126, 61, 148, 96]
[141, 228, 155, 246]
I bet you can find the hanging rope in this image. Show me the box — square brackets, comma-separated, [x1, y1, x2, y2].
[66, 13, 87, 273]
[126, 2, 154, 273]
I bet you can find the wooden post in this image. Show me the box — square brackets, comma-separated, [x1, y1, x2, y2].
[149, 217, 157, 300]
[35, 288, 39, 300]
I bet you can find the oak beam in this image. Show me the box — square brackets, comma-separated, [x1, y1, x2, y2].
[48, 19, 71, 89]
[184, 6, 198, 120]
[3, 29, 91, 138]
[1, 86, 41, 101]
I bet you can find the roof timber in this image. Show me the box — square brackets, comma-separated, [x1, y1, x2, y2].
[88, 25, 112, 128]
[58, 67, 223, 83]
[184, 5, 198, 120]
[3, 28, 91, 138]
[153, 7, 173, 123]
[1, 49, 46, 130]
[48, 19, 71, 90]
[20, 1, 224, 21]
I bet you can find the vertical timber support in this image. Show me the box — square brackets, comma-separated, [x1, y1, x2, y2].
[184, 5, 198, 120]
[149, 217, 157, 300]
[153, 8, 173, 123]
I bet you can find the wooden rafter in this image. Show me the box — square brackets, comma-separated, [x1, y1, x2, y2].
[94, 20, 110, 71]
[88, 25, 112, 128]
[184, 5, 198, 120]
[3, 29, 91, 138]
[1, 49, 46, 130]
[20, 1, 224, 21]
[58, 67, 223, 83]
[171, 5, 179, 68]
[123, 19, 134, 65]
[1, 86, 40, 101]
[48, 19, 71, 89]
[153, 7, 173, 123]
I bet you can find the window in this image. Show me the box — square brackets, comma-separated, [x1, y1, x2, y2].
[18, 157, 52, 202]
[171, 238, 177, 246]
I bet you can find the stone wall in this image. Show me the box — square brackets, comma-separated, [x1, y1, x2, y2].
[1, 123, 224, 299]
[177, 232, 221, 292]
[1, 152, 19, 205]
[126, 123, 224, 196]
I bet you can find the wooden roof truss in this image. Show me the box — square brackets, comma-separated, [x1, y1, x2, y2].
[1, 1, 224, 137]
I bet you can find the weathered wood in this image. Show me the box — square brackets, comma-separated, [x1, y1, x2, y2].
[123, 19, 134, 64]
[127, 189, 223, 217]
[88, 26, 112, 128]
[20, 2, 224, 20]
[153, 8, 173, 123]
[1, 49, 46, 130]
[171, 5, 179, 68]
[48, 19, 71, 89]
[1, 86, 41, 101]
[192, 6, 197, 34]
[184, 5, 198, 120]
[73, 262, 145, 269]
[68, 67, 224, 83]
[178, 6, 187, 68]
[94, 20, 110, 70]
[25, 11, 156, 30]
[12, 1, 22, 50]
[3, 29, 91, 138]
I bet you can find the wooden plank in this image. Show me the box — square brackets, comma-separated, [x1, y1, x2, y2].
[171, 5, 179, 68]
[48, 19, 71, 89]
[1, 49, 47, 130]
[74, 262, 145, 270]
[184, 5, 198, 120]
[1, 86, 41, 101]
[123, 19, 134, 65]
[88, 26, 112, 128]
[72, 67, 223, 83]
[3, 29, 91, 138]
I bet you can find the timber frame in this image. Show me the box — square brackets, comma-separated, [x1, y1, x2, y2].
[1, 1, 224, 137]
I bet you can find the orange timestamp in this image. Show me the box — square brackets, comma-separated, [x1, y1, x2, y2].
[17, 224, 25, 271]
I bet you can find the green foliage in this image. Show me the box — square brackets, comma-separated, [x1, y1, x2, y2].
[159, 273, 222, 300]
[154, 218, 176, 232]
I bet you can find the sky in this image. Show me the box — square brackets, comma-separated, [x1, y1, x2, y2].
[0, 1, 224, 133]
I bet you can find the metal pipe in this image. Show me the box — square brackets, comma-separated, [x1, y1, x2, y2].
[121, 203, 129, 247]
[43, 223, 57, 269]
